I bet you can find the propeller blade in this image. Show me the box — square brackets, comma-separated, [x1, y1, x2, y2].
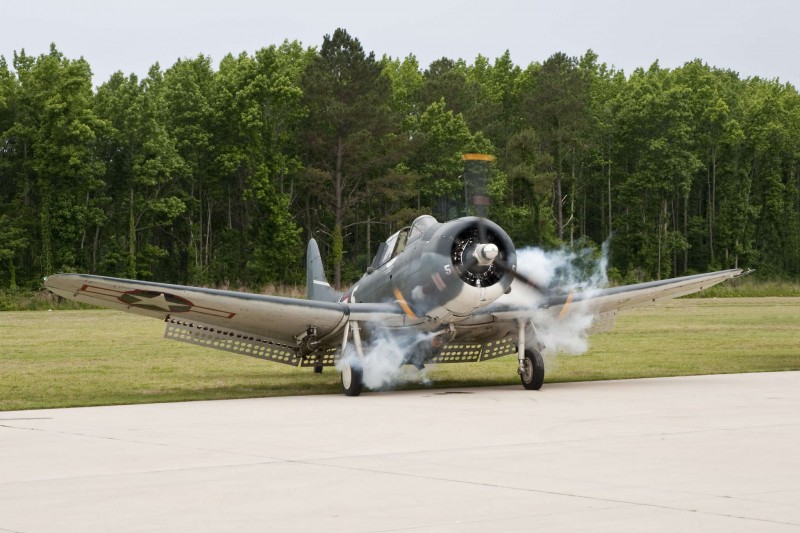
[557, 290, 575, 320]
[494, 256, 550, 295]
[476, 215, 489, 245]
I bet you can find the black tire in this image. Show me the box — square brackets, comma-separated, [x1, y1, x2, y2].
[520, 349, 545, 390]
[313, 365, 323, 374]
[341, 361, 363, 396]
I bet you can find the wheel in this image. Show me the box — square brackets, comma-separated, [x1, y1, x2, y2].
[520, 349, 545, 390]
[340, 360, 363, 396]
[313, 365, 323, 374]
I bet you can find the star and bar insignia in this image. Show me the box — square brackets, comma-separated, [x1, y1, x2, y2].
[118, 290, 193, 313]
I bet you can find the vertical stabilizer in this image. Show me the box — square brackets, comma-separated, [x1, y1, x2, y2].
[307, 239, 343, 302]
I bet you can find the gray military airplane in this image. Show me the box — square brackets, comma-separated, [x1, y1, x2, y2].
[45, 212, 744, 396]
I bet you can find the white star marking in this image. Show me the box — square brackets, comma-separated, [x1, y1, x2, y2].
[133, 292, 173, 311]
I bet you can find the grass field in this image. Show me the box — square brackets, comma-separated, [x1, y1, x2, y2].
[1, 297, 798, 411]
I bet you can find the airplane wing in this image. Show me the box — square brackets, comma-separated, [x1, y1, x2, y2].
[426, 269, 746, 365]
[44, 274, 409, 366]
[45, 269, 744, 368]
[483, 268, 745, 322]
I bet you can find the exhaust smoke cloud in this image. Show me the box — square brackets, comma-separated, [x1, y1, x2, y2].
[511, 242, 610, 357]
[335, 329, 436, 390]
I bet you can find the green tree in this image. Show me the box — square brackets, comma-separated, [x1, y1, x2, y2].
[526, 52, 591, 244]
[301, 28, 398, 288]
[741, 78, 800, 276]
[212, 43, 306, 285]
[0, 58, 27, 288]
[404, 99, 492, 218]
[8, 45, 105, 277]
[162, 55, 217, 281]
[576, 50, 625, 244]
[613, 63, 702, 278]
[94, 65, 186, 279]
[382, 54, 424, 122]
[420, 57, 479, 122]
[466, 51, 523, 154]
[495, 127, 557, 246]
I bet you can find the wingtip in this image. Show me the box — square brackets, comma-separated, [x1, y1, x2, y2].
[43, 272, 68, 288]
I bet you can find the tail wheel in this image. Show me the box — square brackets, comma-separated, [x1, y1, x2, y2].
[520, 349, 545, 390]
[341, 361, 363, 396]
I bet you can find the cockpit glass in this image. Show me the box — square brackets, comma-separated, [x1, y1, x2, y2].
[408, 215, 436, 242]
[381, 233, 398, 264]
[412, 215, 436, 231]
[393, 228, 410, 257]
[375, 216, 438, 266]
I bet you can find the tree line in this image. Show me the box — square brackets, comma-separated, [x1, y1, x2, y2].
[1, 28, 799, 292]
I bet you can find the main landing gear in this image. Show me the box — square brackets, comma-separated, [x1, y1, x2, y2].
[516, 320, 545, 390]
[339, 320, 365, 396]
[337, 319, 545, 396]
[340, 360, 363, 396]
[519, 349, 545, 390]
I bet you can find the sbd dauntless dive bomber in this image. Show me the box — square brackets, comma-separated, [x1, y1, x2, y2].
[45, 155, 745, 395]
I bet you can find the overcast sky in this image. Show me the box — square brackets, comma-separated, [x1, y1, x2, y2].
[1, 0, 798, 88]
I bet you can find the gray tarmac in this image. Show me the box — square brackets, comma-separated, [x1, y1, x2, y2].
[1, 372, 799, 532]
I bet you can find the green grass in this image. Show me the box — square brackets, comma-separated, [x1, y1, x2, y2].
[544, 297, 800, 382]
[1, 298, 798, 411]
[0, 290, 95, 311]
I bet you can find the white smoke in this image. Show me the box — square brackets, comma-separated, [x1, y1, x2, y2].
[335, 328, 435, 390]
[513, 244, 609, 294]
[509, 241, 610, 357]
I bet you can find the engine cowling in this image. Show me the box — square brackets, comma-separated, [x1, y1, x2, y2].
[399, 217, 517, 321]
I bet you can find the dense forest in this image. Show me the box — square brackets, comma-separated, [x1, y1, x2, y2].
[1, 28, 799, 292]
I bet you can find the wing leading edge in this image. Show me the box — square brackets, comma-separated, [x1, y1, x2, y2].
[481, 268, 745, 322]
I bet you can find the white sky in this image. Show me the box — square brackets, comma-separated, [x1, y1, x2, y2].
[1, 0, 798, 88]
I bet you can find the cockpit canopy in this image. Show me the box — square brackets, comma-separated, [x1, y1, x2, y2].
[371, 215, 438, 269]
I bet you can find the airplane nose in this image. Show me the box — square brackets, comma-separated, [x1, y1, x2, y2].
[474, 243, 499, 265]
